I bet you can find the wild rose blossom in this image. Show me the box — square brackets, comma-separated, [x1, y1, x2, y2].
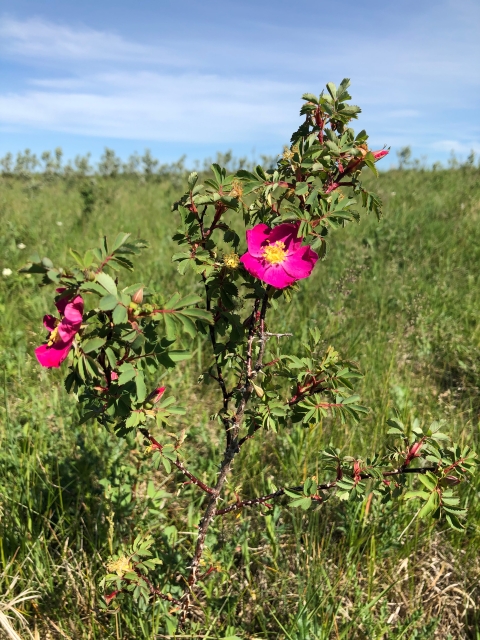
[240, 223, 318, 289]
[35, 289, 84, 368]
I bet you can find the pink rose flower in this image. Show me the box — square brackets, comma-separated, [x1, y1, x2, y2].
[240, 223, 318, 289]
[35, 290, 84, 368]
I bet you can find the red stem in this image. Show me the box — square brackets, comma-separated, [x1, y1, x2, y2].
[139, 429, 215, 495]
[215, 466, 438, 516]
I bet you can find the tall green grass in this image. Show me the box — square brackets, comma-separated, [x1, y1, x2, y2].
[0, 168, 479, 639]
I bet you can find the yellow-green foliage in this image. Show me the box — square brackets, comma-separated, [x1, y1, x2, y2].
[0, 168, 479, 638]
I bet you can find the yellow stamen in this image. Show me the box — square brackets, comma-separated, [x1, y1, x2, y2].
[47, 325, 60, 346]
[262, 241, 287, 265]
[223, 253, 240, 269]
[229, 180, 243, 198]
[107, 555, 132, 576]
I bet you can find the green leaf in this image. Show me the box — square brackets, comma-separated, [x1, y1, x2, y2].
[164, 314, 178, 341]
[135, 372, 147, 403]
[118, 367, 136, 385]
[404, 490, 430, 500]
[430, 431, 450, 441]
[105, 347, 117, 369]
[112, 232, 131, 252]
[167, 350, 193, 362]
[363, 151, 379, 178]
[302, 93, 319, 104]
[181, 308, 213, 322]
[177, 313, 197, 338]
[122, 282, 145, 295]
[170, 294, 203, 309]
[82, 337, 106, 353]
[112, 304, 128, 325]
[80, 282, 108, 296]
[418, 473, 437, 491]
[99, 294, 118, 311]
[96, 272, 117, 296]
[69, 248, 84, 266]
[295, 182, 309, 196]
[290, 496, 312, 510]
[326, 82, 337, 100]
[386, 418, 404, 432]
[445, 512, 464, 531]
[387, 427, 404, 435]
[284, 489, 301, 499]
[418, 491, 439, 518]
[187, 171, 198, 189]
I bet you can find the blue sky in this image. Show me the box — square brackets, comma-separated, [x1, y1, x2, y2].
[0, 0, 479, 167]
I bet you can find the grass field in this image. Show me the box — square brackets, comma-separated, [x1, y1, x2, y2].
[0, 166, 479, 639]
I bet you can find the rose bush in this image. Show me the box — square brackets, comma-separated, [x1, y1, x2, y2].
[21, 79, 476, 632]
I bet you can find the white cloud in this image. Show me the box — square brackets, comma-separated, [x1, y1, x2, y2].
[0, 5, 479, 154]
[0, 16, 186, 66]
[0, 72, 303, 143]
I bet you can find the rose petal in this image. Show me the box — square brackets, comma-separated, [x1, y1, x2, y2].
[63, 296, 84, 325]
[35, 340, 72, 368]
[245, 224, 271, 257]
[57, 321, 78, 342]
[241, 247, 296, 289]
[268, 223, 302, 252]
[261, 264, 296, 289]
[58, 296, 83, 340]
[43, 314, 57, 332]
[55, 291, 69, 315]
[283, 245, 318, 280]
[240, 252, 268, 280]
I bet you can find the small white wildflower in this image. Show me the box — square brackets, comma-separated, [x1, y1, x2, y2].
[2, 268, 12, 277]
[460, 203, 465, 210]
[391, 191, 396, 196]
[56, 221, 63, 226]
[17, 243, 26, 249]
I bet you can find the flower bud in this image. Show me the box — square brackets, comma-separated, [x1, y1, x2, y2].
[150, 386, 166, 404]
[409, 442, 423, 458]
[372, 149, 389, 160]
[131, 287, 144, 305]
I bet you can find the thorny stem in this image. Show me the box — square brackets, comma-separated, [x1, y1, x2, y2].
[139, 429, 215, 495]
[179, 289, 270, 624]
[198, 202, 231, 444]
[215, 465, 438, 516]
[203, 274, 231, 444]
[142, 575, 182, 607]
